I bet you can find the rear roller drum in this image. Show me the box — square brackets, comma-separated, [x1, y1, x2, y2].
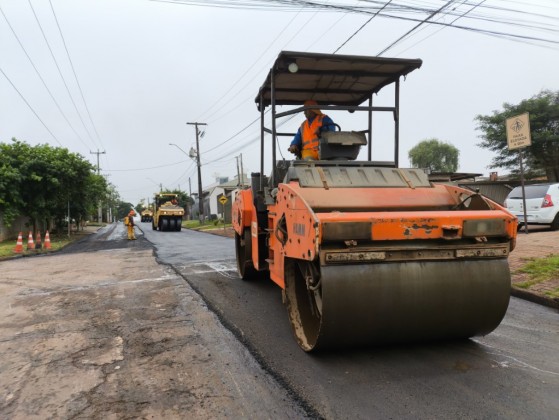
[235, 228, 257, 280]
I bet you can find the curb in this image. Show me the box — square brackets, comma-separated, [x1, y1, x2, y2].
[511, 287, 559, 311]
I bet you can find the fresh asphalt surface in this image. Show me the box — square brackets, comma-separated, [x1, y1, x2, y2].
[135, 223, 558, 418]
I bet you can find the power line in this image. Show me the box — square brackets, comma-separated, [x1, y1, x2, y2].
[333, 0, 392, 53]
[394, 0, 487, 56]
[203, 112, 297, 164]
[377, 0, 456, 56]
[201, 5, 322, 129]
[203, 114, 263, 154]
[48, 0, 105, 150]
[27, 0, 99, 151]
[0, 66, 62, 146]
[157, 0, 559, 47]
[196, 6, 305, 122]
[104, 160, 189, 172]
[305, 2, 351, 50]
[0, 4, 87, 148]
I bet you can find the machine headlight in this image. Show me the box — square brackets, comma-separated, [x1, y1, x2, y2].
[463, 219, 506, 237]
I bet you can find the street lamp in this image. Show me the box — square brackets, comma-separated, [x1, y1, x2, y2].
[169, 143, 189, 156]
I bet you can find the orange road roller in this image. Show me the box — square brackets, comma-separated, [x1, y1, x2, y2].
[232, 51, 517, 352]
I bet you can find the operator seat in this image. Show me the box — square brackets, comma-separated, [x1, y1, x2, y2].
[318, 131, 367, 160]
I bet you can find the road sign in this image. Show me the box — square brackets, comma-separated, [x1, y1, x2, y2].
[505, 112, 531, 233]
[219, 196, 228, 205]
[506, 113, 531, 150]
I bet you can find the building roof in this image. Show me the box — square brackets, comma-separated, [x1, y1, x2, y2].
[428, 172, 482, 182]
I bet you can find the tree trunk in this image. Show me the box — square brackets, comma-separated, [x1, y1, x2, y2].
[546, 167, 559, 183]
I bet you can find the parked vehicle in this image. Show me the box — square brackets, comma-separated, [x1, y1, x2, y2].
[505, 183, 559, 230]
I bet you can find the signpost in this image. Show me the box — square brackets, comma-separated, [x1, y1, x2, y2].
[219, 196, 228, 231]
[506, 113, 531, 233]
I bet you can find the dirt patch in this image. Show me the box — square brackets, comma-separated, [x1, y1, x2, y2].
[191, 226, 235, 239]
[0, 245, 307, 418]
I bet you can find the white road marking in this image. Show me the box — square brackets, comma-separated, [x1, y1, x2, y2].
[176, 260, 238, 279]
[14, 274, 178, 297]
[473, 338, 559, 376]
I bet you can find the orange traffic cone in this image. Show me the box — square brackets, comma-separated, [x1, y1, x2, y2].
[27, 231, 35, 250]
[44, 230, 52, 249]
[35, 231, 42, 249]
[14, 232, 24, 253]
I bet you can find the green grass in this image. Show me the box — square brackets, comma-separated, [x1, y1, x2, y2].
[0, 222, 105, 258]
[515, 255, 559, 297]
[0, 232, 81, 258]
[183, 220, 203, 229]
[183, 220, 232, 231]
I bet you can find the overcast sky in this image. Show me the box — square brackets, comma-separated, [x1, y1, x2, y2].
[1, 0, 558, 206]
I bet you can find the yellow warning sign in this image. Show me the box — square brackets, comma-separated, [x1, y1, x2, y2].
[506, 113, 531, 150]
[219, 196, 228, 205]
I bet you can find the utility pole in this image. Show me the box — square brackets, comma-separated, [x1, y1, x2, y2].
[90, 149, 106, 222]
[235, 155, 241, 186]
[90, 149, 106, 175]
[235, 154, 245, 186]
[240, 153, 244, 186]
[188, 177, 192, 220]
[187, 122, 206, 224]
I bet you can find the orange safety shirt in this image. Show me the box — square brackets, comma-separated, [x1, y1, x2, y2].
[300, 115, 325, 160]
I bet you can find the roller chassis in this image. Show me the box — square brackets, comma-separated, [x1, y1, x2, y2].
[232, 51, 518, 352]
[140, 210, 153, 223]
[152, 194, 184, 232]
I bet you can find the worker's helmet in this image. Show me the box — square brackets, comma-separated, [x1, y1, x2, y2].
[303, 100, 323, 115]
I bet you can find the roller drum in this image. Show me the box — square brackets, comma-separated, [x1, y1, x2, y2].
[286, 259, 511, 351]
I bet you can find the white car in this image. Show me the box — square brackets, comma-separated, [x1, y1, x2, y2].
[505, 183, 559, 230]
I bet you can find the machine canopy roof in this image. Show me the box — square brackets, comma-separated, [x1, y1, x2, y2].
[256, 51, 422, 110]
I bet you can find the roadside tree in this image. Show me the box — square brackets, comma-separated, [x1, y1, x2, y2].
[475, 90, 559, 182]
[408, 138, 460, 172]
[0, 143, 24, 226]
[0, 139, 110, 231]
[117, 201, 135, 220]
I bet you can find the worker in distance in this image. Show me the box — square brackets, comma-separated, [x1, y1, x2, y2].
[288, 100, 336, 160]
[124, 210, 137, 240]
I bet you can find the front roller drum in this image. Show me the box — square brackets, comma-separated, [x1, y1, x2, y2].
[284, 259, 511, 352]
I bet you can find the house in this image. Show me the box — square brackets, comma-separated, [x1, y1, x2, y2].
[188, 174, 250, 222]
[205, 174, 250, 222]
